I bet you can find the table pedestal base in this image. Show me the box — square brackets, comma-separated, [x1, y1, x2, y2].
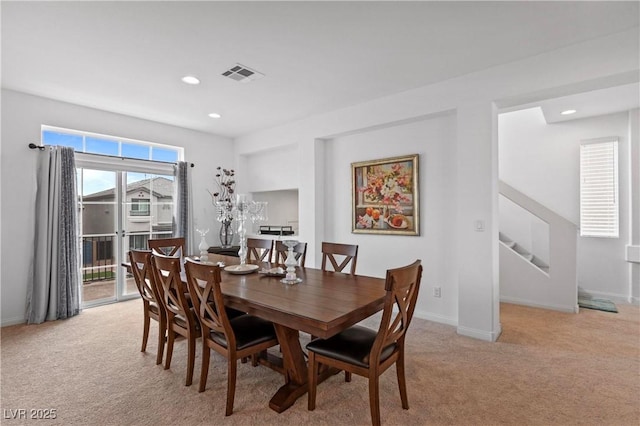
[268, 324, 339, 413]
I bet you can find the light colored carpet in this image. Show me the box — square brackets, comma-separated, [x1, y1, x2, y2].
[1, 301, 638, 425]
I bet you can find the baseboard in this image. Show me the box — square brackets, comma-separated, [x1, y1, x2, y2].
[457, 324, 502, 342]
[577, 289, 633, 304]
[413, 309, 457, 327]
[1, 316, 26, 327]
[630, 296, 640, 306]
[500, 296, 576, 313]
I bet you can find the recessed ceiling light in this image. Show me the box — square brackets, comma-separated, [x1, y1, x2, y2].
[208, 112, 221, 119]
[561, 109, 577, 115]
[181, 75, 200, 85]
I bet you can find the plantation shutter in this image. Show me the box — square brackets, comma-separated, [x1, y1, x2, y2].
[579, 138, 619, 238]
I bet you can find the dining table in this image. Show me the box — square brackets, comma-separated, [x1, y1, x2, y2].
[124, 252, 387, 413]
[192, 253, 387, 413]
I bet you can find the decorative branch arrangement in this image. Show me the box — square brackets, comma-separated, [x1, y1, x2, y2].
[208, 166, 236, 204]
[209, 167, 236, 248]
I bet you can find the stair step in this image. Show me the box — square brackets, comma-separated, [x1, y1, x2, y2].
[499, 233, 550, 274]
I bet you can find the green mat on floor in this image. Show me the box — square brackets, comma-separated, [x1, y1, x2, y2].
[578, 297, 618, 313]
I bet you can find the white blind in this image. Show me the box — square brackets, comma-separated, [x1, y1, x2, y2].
[579, 139, 619, 238]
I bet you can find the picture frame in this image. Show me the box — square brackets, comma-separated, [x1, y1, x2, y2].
[351, 154, 420, 235]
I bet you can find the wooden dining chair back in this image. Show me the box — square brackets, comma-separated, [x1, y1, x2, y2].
[274, 240, 307, 267]
[184, 259, 279, 416]
[148, 237, 185, 257]
[321, 242, 359, 275]
[247, 238, 273, 263]
[151, 252, 200, 386]
[306, 259, 423, 426]
[129, 249, 166, 365]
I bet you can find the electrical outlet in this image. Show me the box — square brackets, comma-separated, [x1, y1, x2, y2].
[433, 286, 441, 298]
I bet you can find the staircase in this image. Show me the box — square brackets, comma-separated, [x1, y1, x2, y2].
[499, 181, 578, 313]
[499, 232, 549, 274]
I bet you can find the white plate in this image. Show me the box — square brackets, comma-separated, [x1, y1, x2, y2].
[224, 264, 259, 275]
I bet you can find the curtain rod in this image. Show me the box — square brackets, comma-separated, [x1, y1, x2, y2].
[28, 143, 194, 167]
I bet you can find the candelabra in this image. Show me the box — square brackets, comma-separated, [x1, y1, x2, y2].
[222, 194, 268, 266]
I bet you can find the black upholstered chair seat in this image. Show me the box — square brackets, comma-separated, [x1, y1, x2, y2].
[225, 307, 247, 320]
[306, 325, 397, 368]
[210, 315, 277, 351]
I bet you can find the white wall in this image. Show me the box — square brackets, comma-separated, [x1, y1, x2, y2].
[499, 107, 636, 302]
[233, 28, 639, 340]
[250, 189, 299, 235]
[0, 90, 233, 325]
[2, 28, 637, 334]
[629, 109, 640, 304]
[327, 115, 458, 323]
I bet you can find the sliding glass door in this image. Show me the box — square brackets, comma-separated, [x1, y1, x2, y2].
[77, 166, 176, 308]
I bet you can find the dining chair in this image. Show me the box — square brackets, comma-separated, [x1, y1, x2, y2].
[148, 237, 185, 257]
[274, 240, 307, 267]
[129, 249, 166, 365]
[184, 259, 279, 416]
[321, 242, 359, 275]
[247, 238, 273, 263]
[306, 259, 423, 426]
[151, 252, 201, 386]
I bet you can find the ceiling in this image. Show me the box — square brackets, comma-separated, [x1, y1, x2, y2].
[2, 1, 639, 138]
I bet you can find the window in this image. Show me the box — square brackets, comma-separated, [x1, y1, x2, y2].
[580, 138, 619, 238]
[130, 199, 150, 216]
[42, 125, 182, 163]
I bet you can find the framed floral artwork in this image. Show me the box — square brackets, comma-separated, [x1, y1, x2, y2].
[351, 154, 420, 235]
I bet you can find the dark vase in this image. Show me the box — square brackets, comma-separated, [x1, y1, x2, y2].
[219, 219, 234, 248]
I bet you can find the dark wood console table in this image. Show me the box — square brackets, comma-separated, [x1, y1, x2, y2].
[207, 245, 240, 257]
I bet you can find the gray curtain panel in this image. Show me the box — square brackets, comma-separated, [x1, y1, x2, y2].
[27, 146, 80, 324]
[173, 161, 192, 252]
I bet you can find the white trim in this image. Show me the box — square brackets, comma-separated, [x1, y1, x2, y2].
[1, 316, 26, 327]
[42, 124, 184, 154]
[577, 289, 634, 305]
[457, 324, 502, 342]
[75, 152, 175, 175]
[501, 296, 577, 313]
[413, 309, 458, 327]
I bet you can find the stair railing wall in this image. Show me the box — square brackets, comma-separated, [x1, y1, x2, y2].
[499, 181, 579, 312]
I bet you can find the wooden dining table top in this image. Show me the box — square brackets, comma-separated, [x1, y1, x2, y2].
[125, 251, 388, 413]
[201, 254, 387, 340]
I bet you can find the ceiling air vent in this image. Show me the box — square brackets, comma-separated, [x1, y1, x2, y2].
[221, 64, 265, 83]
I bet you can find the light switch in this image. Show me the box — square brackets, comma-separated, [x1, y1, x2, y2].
[474, 220, 485, 232]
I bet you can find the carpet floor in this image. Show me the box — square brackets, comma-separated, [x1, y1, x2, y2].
[1, 301, 638, 425]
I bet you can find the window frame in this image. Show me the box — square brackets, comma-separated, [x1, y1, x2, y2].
[130, 198, 151, 216]
[579, 137, 619, 238]
[41, 125, 183, 164]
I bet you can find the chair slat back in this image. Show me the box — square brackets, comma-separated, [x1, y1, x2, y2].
[370, 260, 422, 365]
[148, 237, 185, 257]
[184, 260, 236, 347]
[274, 241, 307, 267]
[152, 253, 191, 321]
[321, 242, 359, 275]
[129, 249, 160, 305]
[247, 238, 273, 262]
